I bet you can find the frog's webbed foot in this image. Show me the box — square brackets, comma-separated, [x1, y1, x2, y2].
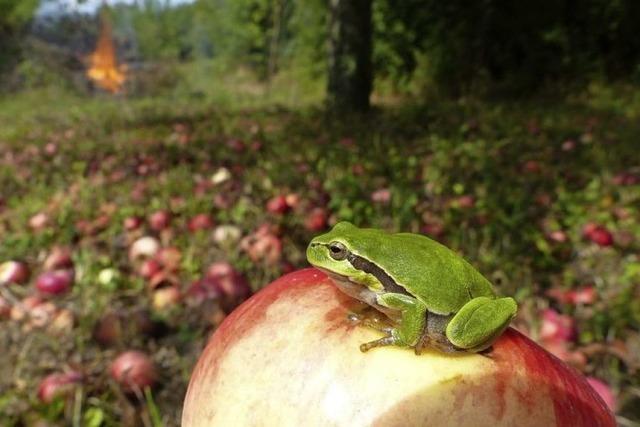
[415, 332, 463, 354]
[429, 339, 464, 354]
[478, 346, 495, 358]
[414, 333, 430, 355]
[348, 310, 394, 333]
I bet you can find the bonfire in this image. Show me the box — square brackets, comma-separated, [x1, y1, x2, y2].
[87, 9, 126, 93]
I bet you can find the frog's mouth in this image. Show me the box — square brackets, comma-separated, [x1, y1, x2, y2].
[316, 267, 400, 321]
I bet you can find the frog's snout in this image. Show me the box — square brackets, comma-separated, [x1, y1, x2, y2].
[306, 241, 326, 265]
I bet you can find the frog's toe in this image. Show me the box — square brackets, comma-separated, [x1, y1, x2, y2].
[360, 335, 397, 352]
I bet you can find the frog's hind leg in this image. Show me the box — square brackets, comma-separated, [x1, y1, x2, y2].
[445, 296, 517, 352]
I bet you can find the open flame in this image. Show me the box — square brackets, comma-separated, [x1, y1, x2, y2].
[87, 10, 126, 93]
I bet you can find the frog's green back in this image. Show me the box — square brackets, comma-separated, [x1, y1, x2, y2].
[346, 228, 495, 315]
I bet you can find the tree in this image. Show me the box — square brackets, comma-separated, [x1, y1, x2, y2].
[326, 0, 372, 112]
[0, 0, 39, 74]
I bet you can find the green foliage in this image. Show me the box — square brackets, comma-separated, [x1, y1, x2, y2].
[7, 0, 640, 98]
[374, 0, 640, 94]
[0, 0, 39, 74]
[0, 0, 38, 32]
[125, 0, 195, 60]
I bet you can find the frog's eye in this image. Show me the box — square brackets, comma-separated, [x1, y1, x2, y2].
[328, 241, 348, 260]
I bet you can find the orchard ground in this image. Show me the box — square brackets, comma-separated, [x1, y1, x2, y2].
[0, 74, 639, 425]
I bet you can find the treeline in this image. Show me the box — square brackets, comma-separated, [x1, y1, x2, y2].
[4, 0, 640, 103]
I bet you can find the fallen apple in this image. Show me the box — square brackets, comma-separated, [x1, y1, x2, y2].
[188, 214, 215, 232]
[37, 371, 83, 404]
[183, 268, 615, 427]
[0, 260, 30, 285]
[43, 246, 73, 271]
[129, 236, 161, 262]
[35, 270, 74, 296]
[110, 350, 157, 393]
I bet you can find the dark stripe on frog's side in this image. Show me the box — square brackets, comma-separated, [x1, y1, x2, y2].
[346, 253, 411, 296]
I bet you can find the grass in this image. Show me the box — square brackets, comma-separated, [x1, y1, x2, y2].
[0, 66, 639, 425]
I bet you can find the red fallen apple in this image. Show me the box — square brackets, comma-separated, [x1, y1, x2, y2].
[266, 195, 290, 215]
[139, 258, 162, 279]
[110, 351, 157, 393]
[240, 226, 282, 265]
[370, 188, 392, 204]
[43, 142, 57, 156]
[28, 212, 49, 231]
[29, 300, 58, 328]
[154, 247, 182, 272]
[582, 223, 614, 247]
[35, 270, 74, 296]
[148, 210, 172, 231]
[539, 308, 576, 343]
[188, 214, 214, 232]
[38, 371, 83, 404]
[547, 230, 568, 243]
[547, 286, 597, 305]
[148, 271, 179, 291]
[522, 160, 542, 174]
[10, 295, 43, 321]
[562, 139, 576, 151]
[285, 193, 300, 209]
[206, 261, 251, 302]
[151, 285, 182, 310]
[304, 207, 329, 232]
[421, 221, 446, 239]
[43, 246, 73, 271]
[0, 260, 30, 285]
[49, 308, 75, 335]
[453, 194, 476, 209]
[123, 215, 144, 231]
[93, 311, 123, 346]
[186, 278, 221, 305]
[183, 269, 615, 427]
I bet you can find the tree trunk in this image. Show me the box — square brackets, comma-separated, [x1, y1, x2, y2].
[327, 0, 372, 112]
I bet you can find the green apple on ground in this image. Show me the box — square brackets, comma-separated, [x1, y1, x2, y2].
[183, 268, 615, 427]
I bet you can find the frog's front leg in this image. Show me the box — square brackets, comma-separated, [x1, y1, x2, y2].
[445, 296, 518, 352]
[359, 293, 426, 352]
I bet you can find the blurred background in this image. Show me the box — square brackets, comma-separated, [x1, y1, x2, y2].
[1, 0, 639, 425]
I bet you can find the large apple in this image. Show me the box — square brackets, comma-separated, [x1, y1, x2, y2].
[183, 269, 615, 426]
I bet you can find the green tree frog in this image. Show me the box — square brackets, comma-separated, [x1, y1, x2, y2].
[306, 221, 518, 354]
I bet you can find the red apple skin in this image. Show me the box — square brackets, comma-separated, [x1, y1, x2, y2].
[35, 270, 74, 296]
[183, 268, 615, 427]
[124, 215, 144, 231]
[37, 371, 83, 404]
[188, 214, 214, 232]
[43, 247, 73, 271]
[0, 261, 30, 285]
[110, 351, 157, 393]
[148, 210, 172, 231]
